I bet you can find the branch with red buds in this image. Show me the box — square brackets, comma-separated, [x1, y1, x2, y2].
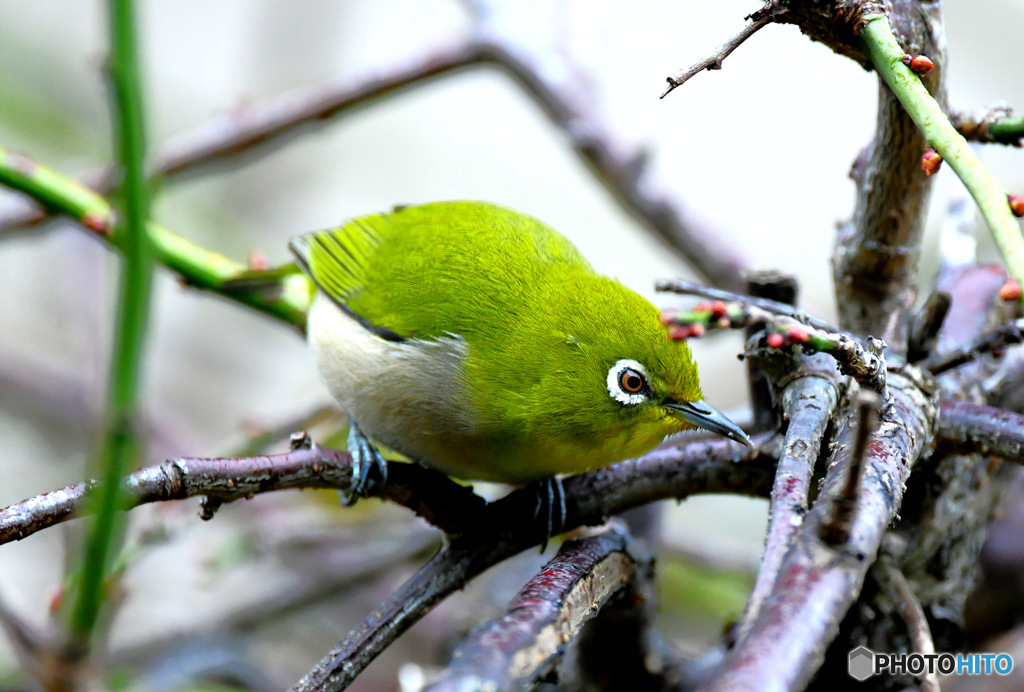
[660, 296, 891, 407]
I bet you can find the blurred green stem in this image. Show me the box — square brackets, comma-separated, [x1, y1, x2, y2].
[861, 16, 1024, 302]
[989, 116, 1024, 145]
[67, 0, 152, 644]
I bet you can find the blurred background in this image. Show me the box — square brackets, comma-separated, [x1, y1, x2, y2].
[1, 1, 1022, 689]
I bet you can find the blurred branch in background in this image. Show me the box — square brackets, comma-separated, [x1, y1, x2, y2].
[0, 7, 749, 290]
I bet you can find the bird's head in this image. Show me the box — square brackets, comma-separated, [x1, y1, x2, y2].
[493, 275, 751, 463]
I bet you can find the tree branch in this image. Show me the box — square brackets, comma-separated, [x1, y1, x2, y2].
[739, 372, 839, 638]
[951, 106, 1024, 147]
[859, 15, 1024, 310]
[660, 13, 777, 98]
[0, 147, 310, 331]
[874, 559, 940, 692]
[700, 371, 937, 690]
[935, 399, 1024, 465]
[1, 31, 749, 289]
[656, 278, 837, 333]
[425, 524, 649, 692]
[921, 318, 1024, 376]
[288, 435, 775, 692]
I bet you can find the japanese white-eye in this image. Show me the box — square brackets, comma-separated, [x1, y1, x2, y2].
[290, 201, 749, 498]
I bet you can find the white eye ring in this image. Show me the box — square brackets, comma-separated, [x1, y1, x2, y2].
[607, 359, 648, 405]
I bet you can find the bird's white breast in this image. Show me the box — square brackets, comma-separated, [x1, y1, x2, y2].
[307, 294, 475, 466]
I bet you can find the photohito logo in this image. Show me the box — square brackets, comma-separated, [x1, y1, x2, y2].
[848, 646, 1013, 681]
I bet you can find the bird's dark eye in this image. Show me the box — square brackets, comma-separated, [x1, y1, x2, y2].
[619, 368, 645, 394]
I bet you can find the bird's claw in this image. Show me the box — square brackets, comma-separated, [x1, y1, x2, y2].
[533, 477, 566, 552]
[342, 421, 388, 506]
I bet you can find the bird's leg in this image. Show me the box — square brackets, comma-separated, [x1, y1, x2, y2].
[341, 420, 388, 506]
[532, 477, 567, 552]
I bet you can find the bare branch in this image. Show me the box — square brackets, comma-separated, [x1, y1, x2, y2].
[936, 399, 1024, 465]
[656, 278, 837, 333]
[819, 389, 884, 545]
[907, 290, 952, 363]
[739, 372, 839, 637]
[289, 436, 775, 692]
[922, 318, 1024, 376]
[874, 559, 940, 692]
[701, 372, 937, 691]
[1, 36, 749, 289]
[0, 443, 485, 545]
[660, 14, 776, 98]
[425, 524, 649, 692]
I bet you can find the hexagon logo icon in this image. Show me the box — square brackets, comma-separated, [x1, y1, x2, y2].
[848, 646, 875, 681]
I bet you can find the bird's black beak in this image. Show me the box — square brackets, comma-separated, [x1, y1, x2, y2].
[663, 400, 753, 447]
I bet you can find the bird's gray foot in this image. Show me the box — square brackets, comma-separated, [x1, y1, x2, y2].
[531, 477, 566, 552]
[341, 420, 388, 506]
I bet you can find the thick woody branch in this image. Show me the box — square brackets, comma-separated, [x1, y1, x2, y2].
[936, 399, 1024, 465]
[290, 436, 774, 692]
[701, 372, 936, 691]
[425, 525, 649, 692]
[833, 0, 946, 342]
[739, 372, 839, 637]
[859, 16, 1024, 309]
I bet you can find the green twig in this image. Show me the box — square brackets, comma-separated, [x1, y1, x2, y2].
[68, 0, 152, 644]
[860, 16, 1024, 304]
[989, 116, 1024, 145]
[0, 148, 310, 331]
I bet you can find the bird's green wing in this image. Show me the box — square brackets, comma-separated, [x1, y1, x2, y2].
[289, 201, 594, 340]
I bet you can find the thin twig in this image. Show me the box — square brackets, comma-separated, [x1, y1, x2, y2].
[0, 593, 48, 687]
[906, 290, 952, 363]
[921, 318, 1024, 375]
[660, 14, 775, 99]
[425, 525, 648, 692]
[874, 560, 940, 692]
[655, 278, 837, 332]
[951, 106, 1024, 147]
[739, 373, 838, 638]
[658, 292, 890, 404]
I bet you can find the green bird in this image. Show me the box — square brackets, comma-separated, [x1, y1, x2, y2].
[290, 201, 749, 527]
